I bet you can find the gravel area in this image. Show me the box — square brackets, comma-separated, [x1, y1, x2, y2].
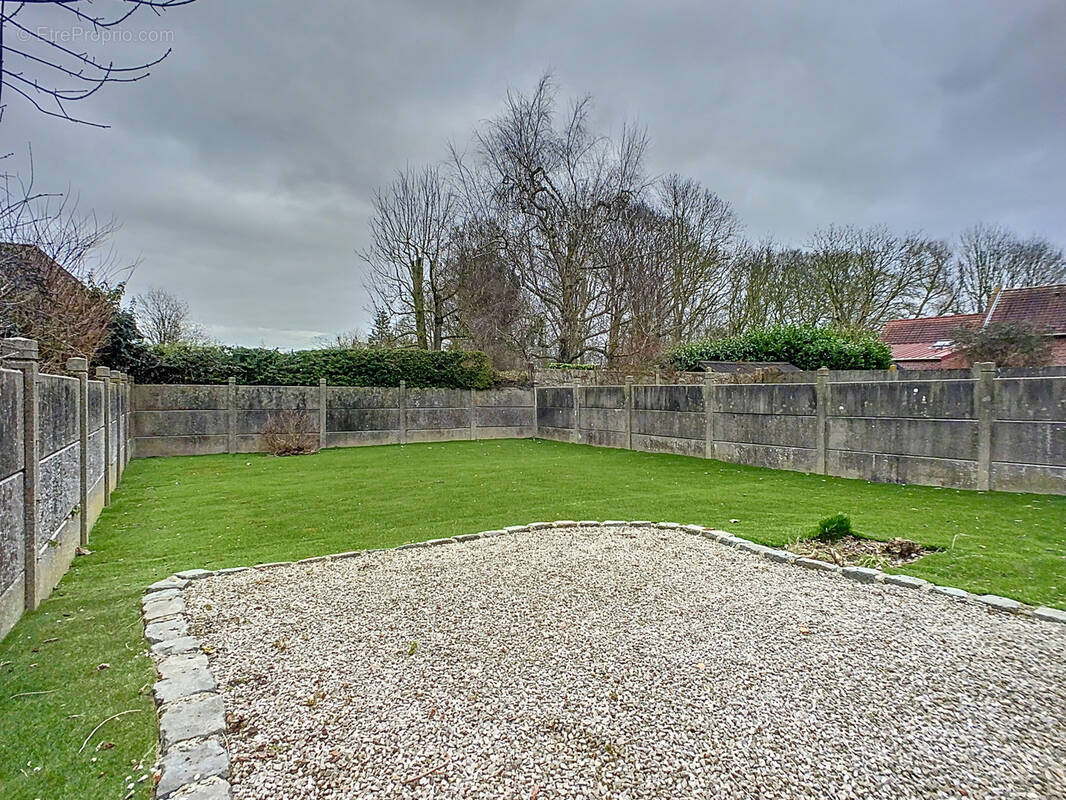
[185, 526, 1066, 800]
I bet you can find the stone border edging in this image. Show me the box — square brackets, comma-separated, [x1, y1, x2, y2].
[141, 520, 1066, 798]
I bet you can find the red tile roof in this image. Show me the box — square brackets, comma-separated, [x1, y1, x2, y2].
[987, 284, 1066, 333]
[882, 284, 1066, 367]
[882, 313, 984, 345]
[889, 342, 955, 362]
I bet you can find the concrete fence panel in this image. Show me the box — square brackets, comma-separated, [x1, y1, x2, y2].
[829, 380, 975, 419]
[1, 339, 134, 641]
[716, 383, 816, 415]
[0, 368, 26, 638]
[994, 378, 1066, 421]
[827, 417, 979, 461]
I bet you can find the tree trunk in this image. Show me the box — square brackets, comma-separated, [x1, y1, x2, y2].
[411, 258, 428, 349]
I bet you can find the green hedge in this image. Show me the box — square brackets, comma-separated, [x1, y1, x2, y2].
[128, 345, 495, 389]
[667, 325, 893, 372]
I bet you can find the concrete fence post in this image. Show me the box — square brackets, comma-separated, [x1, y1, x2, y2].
[398, 380, 407, 445]
[318, 378, 328, 452]
[126, 374, 134, 463]
[124, 373, 133, 465]
[226, 377, 237, 454]
[815, 366, 829, 475]
[974, 361, 996, 491]
[571, 382, 581, 444]
[469, 388, 477, 440]
[531, 365, 539, 439]
[3, 338, 40, 610]
[95, 367, 111, 505]
[624, 376, 634, 450]
[703, 375, 715, 460]
[111, 372, 124, 479]
[66, 357, 90, 546]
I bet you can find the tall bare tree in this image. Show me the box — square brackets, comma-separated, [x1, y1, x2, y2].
[656, 174, 740, 343]
[806, 225, 961, 331]
[459, 74, 648, 363]
[361, 165, 457, 350]
[446, 217, 532, 367]
[134, 286, 204, 345]
[956, 223, 1066, 312]
[0, 0, 199, 127]
[723, 243, 821, 333]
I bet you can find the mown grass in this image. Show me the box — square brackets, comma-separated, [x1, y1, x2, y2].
[1, 438, 1063, 799]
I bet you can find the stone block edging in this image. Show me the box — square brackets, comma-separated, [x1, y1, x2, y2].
[141, 520, 1065, 797]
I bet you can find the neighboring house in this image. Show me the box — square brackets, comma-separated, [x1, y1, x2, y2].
[0, 242, 89, 327]
[882, 284, 1066, 369]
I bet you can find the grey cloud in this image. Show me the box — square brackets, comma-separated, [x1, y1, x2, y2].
[4, 0, 1063, 347]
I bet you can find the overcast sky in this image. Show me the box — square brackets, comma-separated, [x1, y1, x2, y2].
[4, 0, 1064, 348]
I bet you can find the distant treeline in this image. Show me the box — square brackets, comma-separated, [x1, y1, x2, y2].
[361, 74, 1066, 370]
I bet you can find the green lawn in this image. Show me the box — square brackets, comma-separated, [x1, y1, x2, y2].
[1, 438, 1064, 799]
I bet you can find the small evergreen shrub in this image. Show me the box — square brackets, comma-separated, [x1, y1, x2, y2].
[127, 345, 495, 389]
[667, 325, 893, 372]
[812, 513, 853, 542]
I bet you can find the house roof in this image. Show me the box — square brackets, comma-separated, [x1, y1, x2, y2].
[888, 342, 956, 362]
[882, 313, 984, 345]
[0, 243, 84, 294]
[882, 284, 1066, 365]
[987, 284, 1066, 333]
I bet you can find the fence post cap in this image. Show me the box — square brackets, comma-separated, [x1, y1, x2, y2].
[975, 361, 996, 372]
[1, 337, 39, 360]
[227, 376, 236, 385]
[95, 366, 111, 378]
[66, 356, 88, 372]
[817, 366, 830, 374]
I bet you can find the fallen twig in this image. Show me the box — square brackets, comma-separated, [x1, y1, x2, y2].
[79, 710, 140, 753]
[10, 689, 58, 699]
[402, 756, 451, 784]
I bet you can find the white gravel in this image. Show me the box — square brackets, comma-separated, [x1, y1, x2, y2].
[185, 526, 1066, 800]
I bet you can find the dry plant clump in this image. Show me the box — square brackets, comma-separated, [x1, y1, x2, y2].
[788, 534, 930, 569]
[261, 410, 319, 456]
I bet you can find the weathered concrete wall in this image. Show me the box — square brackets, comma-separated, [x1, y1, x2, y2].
[712, 382, 818, 472]
[0, 368, 25, 639]
[537, 373, 1066, 495]
[0, 345, 133, 642]
[133, 384, 536, 456]
[989, 377, 1066, 493]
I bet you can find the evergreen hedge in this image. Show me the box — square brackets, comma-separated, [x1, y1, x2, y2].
[666, 325, 893, 372]
[128, 344, 496, 389]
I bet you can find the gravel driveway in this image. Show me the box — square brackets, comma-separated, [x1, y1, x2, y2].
[185, 526, 1066, 800]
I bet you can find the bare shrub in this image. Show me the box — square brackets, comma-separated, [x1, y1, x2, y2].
[262, 411, 320, 457]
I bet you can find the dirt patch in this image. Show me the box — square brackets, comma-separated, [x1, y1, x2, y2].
[787, 535, 934, 569]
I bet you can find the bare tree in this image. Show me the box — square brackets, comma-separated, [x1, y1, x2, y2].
[656, 174, 740, 343]
[134, 286, 204, 345]
[361, 165, 457, 350]
[806, 225, 960, 332]
[446, 217, 532, 367]
[599, 200, 668, 366]
[0, 0, 199, 127]
[956, 223, 1066, 312]
[723, 243, 822, 334]
[458, 74, 648, 363]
